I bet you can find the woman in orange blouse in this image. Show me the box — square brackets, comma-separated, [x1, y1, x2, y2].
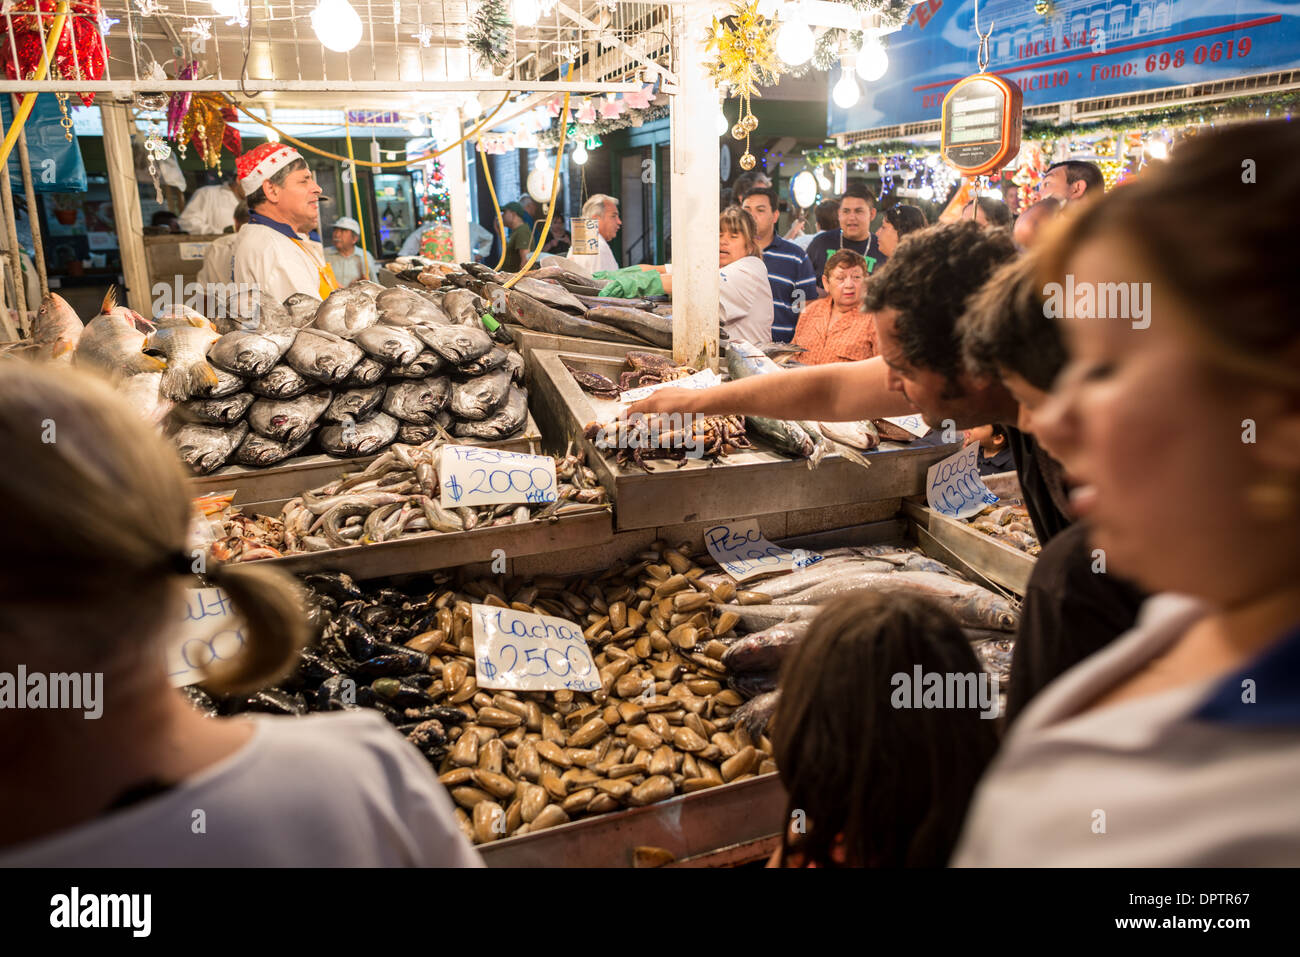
[791, 249, 877, 363]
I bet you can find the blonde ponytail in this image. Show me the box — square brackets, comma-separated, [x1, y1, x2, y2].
[200, 562, 309, 696]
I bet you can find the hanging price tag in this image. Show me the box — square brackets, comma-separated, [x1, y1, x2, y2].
[439, 445, 558, 508]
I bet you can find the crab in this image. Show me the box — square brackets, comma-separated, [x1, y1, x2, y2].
[583, 413, 751, 473]
[564, 363, 621, 399]
[618, 352, 697, 392]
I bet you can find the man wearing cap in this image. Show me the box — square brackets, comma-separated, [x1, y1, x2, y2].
[325, 217, 379, 286]
[232, 143, 339, 303]
[499, 201, 532, 272]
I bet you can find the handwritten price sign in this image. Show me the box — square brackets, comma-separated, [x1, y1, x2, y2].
[471, 604, 601, 693]
[704, 519, 824, 583]
[926, 444, 998, 520]
[618, 369, 722, 405]
[880, 414, 930, 438]
[440, 445, 558, 509]
[166, 587, 246, 688]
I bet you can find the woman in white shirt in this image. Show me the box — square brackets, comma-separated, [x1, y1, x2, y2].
[0, 362, 480, 868]
[953, 121, 1300, 866]
[648, 207, 774, 344]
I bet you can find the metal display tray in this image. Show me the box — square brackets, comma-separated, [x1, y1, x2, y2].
[903, 500, 1036, 596]
[479, 773, 785, 868]
[189, 413, 543, 507]
[529, 348, 959, 532]
[227, 505, 613, 581]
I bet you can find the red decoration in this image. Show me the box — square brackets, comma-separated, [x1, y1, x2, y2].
[2, 1, 107, 106]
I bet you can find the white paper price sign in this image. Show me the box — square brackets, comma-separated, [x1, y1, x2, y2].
[926, 444, 999, 519]
[880, 414, 931, 438]
[618, 369, 721, 405]
[704, 519, 824, 582]
[166, 588, 246, 688]
[440, 445, 558, 508]
[471, 604, 602, 693]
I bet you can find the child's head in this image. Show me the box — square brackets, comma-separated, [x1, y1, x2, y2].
[967, 424, 1007, 454]
[770, 591, 1000, 867]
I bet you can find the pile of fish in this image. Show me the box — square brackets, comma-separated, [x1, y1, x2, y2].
[212, 439, 608, 562]
[19, 286, 533, 474]
[966, 502, 1041, 556]
[704, 545, 1020, 735]
[192, 540, 778, 844]
[388, 261, 674, 350]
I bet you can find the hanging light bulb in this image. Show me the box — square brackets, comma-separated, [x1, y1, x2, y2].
[833, 68, 860, 109]
[856, 37, 889, 82]
[406, 115, 426, 136]
[717, 103, 729, 137]
[776, 16, 814, 67]
[1145, 138, 1169, 161]
[572, 143, 588, 165]
[311, 0, 363, 53]
[514, 0, 540, 27]
[791, 170, 817, 209]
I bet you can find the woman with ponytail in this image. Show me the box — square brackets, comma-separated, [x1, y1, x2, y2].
[0, 363, 480, 866]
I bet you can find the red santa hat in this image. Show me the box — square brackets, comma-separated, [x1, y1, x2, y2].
[237, 143, 305, 195]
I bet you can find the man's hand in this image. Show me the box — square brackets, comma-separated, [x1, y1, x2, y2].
[625, 387, 703, 416]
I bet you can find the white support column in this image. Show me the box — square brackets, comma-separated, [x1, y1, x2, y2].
[669, 3, 721, 368]
[443, 111, 472, 263]
[100, 101, 151, 315]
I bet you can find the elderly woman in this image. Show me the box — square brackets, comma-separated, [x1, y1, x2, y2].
[954, 121, 1300, 866]
[648, 206, 774, 344]
[790, 249, 876, 364]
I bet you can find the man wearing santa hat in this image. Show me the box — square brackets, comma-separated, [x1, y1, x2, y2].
[232, 143, 339, 303]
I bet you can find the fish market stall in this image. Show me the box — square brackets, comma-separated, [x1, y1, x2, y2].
[530, 348, 959, 532]
[904, 500, 1037, 598]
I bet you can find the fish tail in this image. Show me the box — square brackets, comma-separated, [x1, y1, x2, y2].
[192, 361, 221, 392]
[100, 286, 118, 315]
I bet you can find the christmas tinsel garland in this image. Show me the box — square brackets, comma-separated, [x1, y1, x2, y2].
[468, 0, 512, 71]
[803, 90, 1300, 165]
[536, 105, 670, 149]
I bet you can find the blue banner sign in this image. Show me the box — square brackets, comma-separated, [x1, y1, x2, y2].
[830, 0, 1300, 133]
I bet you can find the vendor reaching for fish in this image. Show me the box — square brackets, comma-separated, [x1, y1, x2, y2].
[232, 143, 340, 304]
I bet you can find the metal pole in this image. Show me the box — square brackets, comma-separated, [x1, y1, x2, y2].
[13, 95, 48, 299]
[0, 143, 29, 335]
[669, 3, 719, 368]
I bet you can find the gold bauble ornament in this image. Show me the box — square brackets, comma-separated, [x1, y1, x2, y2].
[741, 114, 758, 133]
[732, 122, 747, 140]
[739, 152, 756, 170]
[1034, 0, 1053, 15]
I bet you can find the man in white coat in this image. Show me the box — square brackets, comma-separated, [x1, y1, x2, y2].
[177, 177, 243, 235]
[232, 143, 336, 304]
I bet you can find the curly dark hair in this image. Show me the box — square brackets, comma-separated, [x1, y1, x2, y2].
[864, 220, 1017, 382]
[959, 251, 1066, 391]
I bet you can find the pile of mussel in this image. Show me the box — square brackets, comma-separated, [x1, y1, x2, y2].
[187, 542, 777, 845]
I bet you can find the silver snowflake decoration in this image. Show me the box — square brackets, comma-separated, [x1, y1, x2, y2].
[412, 26, 433, 48]
[182, 19, 213, 44]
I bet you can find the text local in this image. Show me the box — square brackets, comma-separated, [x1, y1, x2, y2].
[476, 607, 584, 644]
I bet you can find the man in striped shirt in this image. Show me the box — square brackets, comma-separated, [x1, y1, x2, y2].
[741, 186, 820, 343]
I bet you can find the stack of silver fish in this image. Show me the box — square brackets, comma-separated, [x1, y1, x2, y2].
[148, 283, 529, 473]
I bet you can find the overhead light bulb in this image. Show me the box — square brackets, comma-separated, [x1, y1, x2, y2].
[572, 143, 588, 165]
[832, 69, 860, 109]
[514, 0, 540, 27]
[1145, 139, 1169, 161]
[406, 116, 426, 136]
[856, 38, 888, 82]
[717, 103, 728, 136]
[311, 0, 363, 53]
[791, 170, 817, 209]
[776, 18, 814, 67]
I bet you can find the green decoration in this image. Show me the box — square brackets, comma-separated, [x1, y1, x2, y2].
[468, 0, 512, 71]
[537, 105, 669, 148]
